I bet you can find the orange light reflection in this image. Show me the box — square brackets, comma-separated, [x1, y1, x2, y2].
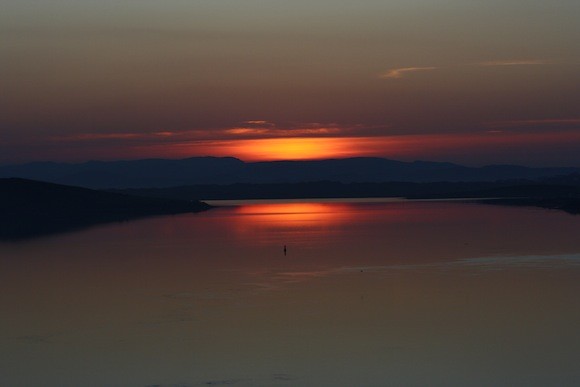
[235, 202, 350, 223]
[230, 202, 355, 246]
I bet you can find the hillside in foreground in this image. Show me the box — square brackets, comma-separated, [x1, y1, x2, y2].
[0, 178, 210, 240]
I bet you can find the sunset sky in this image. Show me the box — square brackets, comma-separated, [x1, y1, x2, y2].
[2, 0, 579, 166]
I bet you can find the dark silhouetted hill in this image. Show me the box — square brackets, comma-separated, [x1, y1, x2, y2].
[1, 157, 579, 189]
[406, 183, 580, 199]
[113, 180, 580, 201]
[114, 181, 503, 201]
[0, 178, 210, 240]
[478, 197, 580, 214]
[113, 180, 580, 215]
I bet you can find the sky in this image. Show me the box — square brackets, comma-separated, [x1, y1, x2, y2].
[1, 0, 579, 166]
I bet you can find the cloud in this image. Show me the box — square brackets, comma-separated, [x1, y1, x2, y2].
[153, 131, 176, 137]
[220, 121, 386, 139]
[55, 133, 143, 141]
[226, 127, 271, 135]
[379, 59, 555, 80]
[243, 120, 274, 126]
[51, 131, 198, 144]
[380, 66, 437, 79]
[487, 118, 580, 129]
[225, 125, 344, 138]
[477, 59, 552, 67]
[49, 121, 379, 147]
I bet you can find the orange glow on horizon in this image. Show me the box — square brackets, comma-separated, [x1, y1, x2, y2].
[230, 137, 362, 160]
[78, 130, 580, 166]
[193, 137, 393, 161]
[92, 135, 390, 162]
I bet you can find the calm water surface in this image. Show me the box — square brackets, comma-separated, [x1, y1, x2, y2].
[1, 200, 580, 386]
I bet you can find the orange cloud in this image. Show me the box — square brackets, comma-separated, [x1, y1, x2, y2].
[225, 126, 343, 138]
[243, 120, 274, 126]
[380, 67, 437, 79]
[215, 121, 364, 139]
[226, 128, 271, 135]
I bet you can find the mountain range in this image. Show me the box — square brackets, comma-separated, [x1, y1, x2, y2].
[1, 157, 579, 189]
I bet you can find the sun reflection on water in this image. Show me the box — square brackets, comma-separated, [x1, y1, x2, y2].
[229, 202, 355, 246]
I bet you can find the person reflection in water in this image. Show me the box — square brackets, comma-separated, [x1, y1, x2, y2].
[284, 245, 287, 256]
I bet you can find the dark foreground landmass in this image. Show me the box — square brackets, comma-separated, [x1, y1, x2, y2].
[0, 178, 210, 240]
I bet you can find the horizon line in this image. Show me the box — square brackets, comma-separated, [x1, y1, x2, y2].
[1, 155, 578, 169]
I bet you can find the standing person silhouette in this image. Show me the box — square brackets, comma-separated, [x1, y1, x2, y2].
[283, 245, 287, 256]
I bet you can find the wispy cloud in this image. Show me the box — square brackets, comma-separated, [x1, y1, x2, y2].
[380, 66, 437, 79]
[224, 121, 380, 138]
[226, 128, 271, 135]
[487, 118, 580, 129]
[225, 124, 344, 138]
[477, 59, 552, 67]
[380, 59, 556, 81]
[51, 121, 382, 146]
[243, 120, 274, 126]
[52, 131, 202, 144]
[56, 133, 144, 141]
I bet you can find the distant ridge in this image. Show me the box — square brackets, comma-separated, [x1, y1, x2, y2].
[0, 178, 210, 240]
[114, 179, 580, 201]
[1, 157, 579, 189]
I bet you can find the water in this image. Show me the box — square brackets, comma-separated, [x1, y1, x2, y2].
[1, 199, 580, 386]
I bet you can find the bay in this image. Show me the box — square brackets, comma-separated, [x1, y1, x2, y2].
[1, 199, 580, 386]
